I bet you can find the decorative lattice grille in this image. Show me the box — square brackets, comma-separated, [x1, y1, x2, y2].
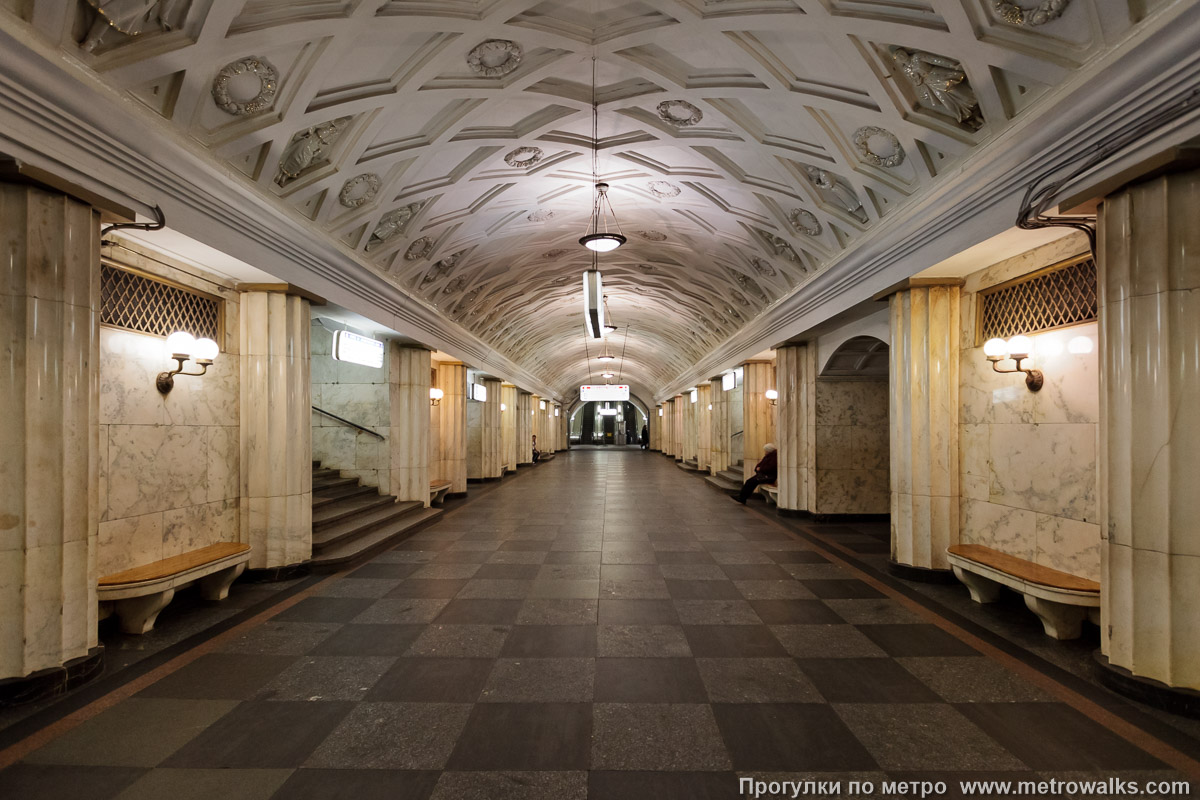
[100, 263, 222, 340]
[979, 256, 1097, 342]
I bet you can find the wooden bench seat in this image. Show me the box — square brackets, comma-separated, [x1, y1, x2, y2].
[946, 544, 1100, 640]
[98, 542, 251, 635]
[429, 480, 453, 506]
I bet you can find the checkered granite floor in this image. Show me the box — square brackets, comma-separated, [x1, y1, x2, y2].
[1, 450, 1194, 799]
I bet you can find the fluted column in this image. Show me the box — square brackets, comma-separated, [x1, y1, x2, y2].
[437, 362, 467, 494]
[710, 379, 728, 474]
[1099, 167, 1200, 696]
[697, 384, 712, 470]
[673, 395, 684, 461]
[683, 393, 697, 462]
[889, 283, 961, 574]
[483, 378, 502, 477]
[651, 407, 662, 451]
[389, 345, 431, 506]
[559, 408, 569, 451]
[517, 391, 533, 464]
[501, 384, 517, 471]
[742, 361, 777, 480]
[241, 289, 313, 570]
[663, 398, 676, 457]
[0, 182, 101, 687]
[777, 344, 816, 513]
[531, 395, 543, 455]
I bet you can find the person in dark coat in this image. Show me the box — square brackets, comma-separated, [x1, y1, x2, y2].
[734, 444, 777, 503]
[640, 425, 649, 449]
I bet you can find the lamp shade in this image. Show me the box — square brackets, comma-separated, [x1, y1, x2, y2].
[430, 387, 444, 401]
[193, 337, 220, 362]
[1006, 335, 1033, 359]
[580, 232, 626, 252]
[765, 389, 778, 401]
[983, 338, 1008, 359]
[165, 331, 196, 358]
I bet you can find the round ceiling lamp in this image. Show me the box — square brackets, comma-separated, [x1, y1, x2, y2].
[579, 183, 626, 252]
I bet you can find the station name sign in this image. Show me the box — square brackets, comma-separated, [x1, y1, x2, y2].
[580, 384, 629, 402]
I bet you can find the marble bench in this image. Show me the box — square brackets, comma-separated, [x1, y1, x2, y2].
[946, 544, 1100, 640]
[429, 480, 453, 506]
[98, 542, 251, 635]
[758, 483, 778, 505]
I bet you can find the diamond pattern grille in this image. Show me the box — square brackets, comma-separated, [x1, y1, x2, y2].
[100, 263, 221, 340]
[979, 257, 1096, 341]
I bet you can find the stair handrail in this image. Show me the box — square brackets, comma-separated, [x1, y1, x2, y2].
[312, 406, 385, 440]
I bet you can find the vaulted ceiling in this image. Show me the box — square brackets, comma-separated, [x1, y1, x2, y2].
[10, 0, 1152, 399]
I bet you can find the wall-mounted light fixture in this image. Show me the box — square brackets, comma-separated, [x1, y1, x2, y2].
[689, 388, 698, 403]
[554, 406, 560, 417]
[765, 388, 778, 406]
[658, 407, 663, 416]
[430, 387, 444, 406]
[707, 403, 713, 411]
[501, 403, 507, 412]
[540, 400, 547, 410]
[983, 336, 1043, 391]
[157, 331, 219, 394]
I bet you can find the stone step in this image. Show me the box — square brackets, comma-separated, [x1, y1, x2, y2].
[312, 493, 396, 530]
[717, 468, 743, 485]
[705, 474, 741, 493]
[309, 507, 443, 571]
[312, 475, 359, 493]
[677, 459, 704, 473]
[312, 500, 425, 552]
[313, 482, 379, 509]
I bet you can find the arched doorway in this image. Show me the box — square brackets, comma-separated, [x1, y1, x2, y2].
[569, 401, 645, 445]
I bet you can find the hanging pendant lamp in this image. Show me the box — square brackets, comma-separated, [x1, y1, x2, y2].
[579, 56, 626, 252]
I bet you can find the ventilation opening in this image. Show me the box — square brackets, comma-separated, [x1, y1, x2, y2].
[100, 262, 223, 341]
[977, 254, 1096, 344]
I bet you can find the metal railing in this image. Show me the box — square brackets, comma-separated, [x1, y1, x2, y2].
[312, 406, 385, 440]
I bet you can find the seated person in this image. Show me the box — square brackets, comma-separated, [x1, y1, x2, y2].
[734, 443, 777, 504]
[532, 434, 541, 463]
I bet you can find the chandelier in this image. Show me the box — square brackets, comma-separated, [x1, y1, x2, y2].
[579, 56, 626, 252]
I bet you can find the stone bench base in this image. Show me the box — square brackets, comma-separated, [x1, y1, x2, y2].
[98, 543, 251, 635]
[430, 481, 453, 507]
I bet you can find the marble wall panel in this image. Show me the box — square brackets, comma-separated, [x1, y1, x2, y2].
[813, 379, 889, 514]
[961, 497, 1036, 561]
[816, 469, 889, 515]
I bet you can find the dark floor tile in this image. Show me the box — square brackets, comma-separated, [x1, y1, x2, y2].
[269, 769, 440, 800]
[435, 599, 523, 624]
[433, 550, 493, 564]
[589, 771, 740, 800]
[366, 657, 493, 702]
[394, 539, 454, 552]
[740, 528, 793, 541]
[666, 579, 742, 600]
[845, 540, 890, 554]
[474, 563, 541, 580]
[682, 625, 788, 657]
[796, 658, 942, 703]
[163, 701, 352, 767]
[720, 563, 793, 581]
[500, 625, 596, 657]
[499, 540, 554, 551]
[274, 597, 376, 623]
[347, 563, 421, 580]
[598, 599, 679, 624]
[600, 564, 661, 581]
[954, 704, 1167, 770]
[306, 702, 472, 769]
[545, 550, 602, 565]
[593, 658, 708, 703]
[799, 579, 886, 600]
[712, 704, 878, 771]
[137, 654, 297, 699]
[857, 624, 979, 657]
[656, 550, 717, 564]
[448, 703, 592, 770]
[748, 599, 844, 625]
[309, 624, 424, 657]
[0, 764, 146, 800]
[592, 704, 731, 770]
[430, 770, 588, 799]
[769, 550, 829, 564]
[385, 579, 469, 599]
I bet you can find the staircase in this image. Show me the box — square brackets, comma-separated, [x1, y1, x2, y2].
[310, 463, 442, 570]
[705, 460, 745, 493]
[677, 457, 704, 473]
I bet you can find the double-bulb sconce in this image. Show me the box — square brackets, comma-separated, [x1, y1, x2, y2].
[157, 331, 219, 394]
[983, 336, 1042, 391]
[765, 389, 778, 406]
[430, 388, 444, 406]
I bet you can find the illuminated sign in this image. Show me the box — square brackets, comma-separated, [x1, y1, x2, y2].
[580, 384, 630, 402]
[333, 331, 384, 368]
[469, 383, 487, 402]
[721, 373, 735, 392]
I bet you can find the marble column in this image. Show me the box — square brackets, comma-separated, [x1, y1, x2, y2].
[531, 395, 543, 455]
[776, 344, 816, 513]
[889, 282, 961, 574]
[663, 398, 676, 457]
[697, 384, 712, 470]
[437, 362, 467, 494]
[651, 408, 662, 451]
[559, 409, 569, 451]
[1099, 167, 1200, 696]
[517, 391, 533, 465]
[673, 395, 684, 461]
[240, 288, 312, 570]
[682, 393, 697, 462]
[710, 379, 729, 475]
[742, 361, 777, 480]
[501, 384, 517, 471]
[482, 379, 502, 477]
[0, 182, 101, 688]
[389, 345, 430, 506]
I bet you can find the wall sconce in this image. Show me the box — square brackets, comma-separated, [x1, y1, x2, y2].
[554, 407, 560, 417]
[707, 403, 713, 411]
[157, 331, 218, 394]
[984, 336, 1043, 391]
[765, 389, 778, 406]
[658, 407, 663, 416]
[689, 388, 698, 403]
[540, 400, 547, 410]
[500, 403, 507, 412]
[430, 387, 444, 406]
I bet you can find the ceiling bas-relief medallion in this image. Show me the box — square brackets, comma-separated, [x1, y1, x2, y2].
[338, 173, 381, 208]
[405, 236, 433, 260]
[802, 165, 869, 223]
[541, 248, 570, 258]
[890, 47, 982, 130]
[789, 208, 822, 236]
[442, 276, 467, 294]
[79, 0, 189, 53]
[368, 202, 423, 250]
[853, 126, 905, 168]
[657, 99, 703, 128]
[634, 230, 667, 241]
[527, 208, 554, 222]
[211, 56, 278, 116]
[504, 146, 544, 168]
[275, 117, 350, 188]
[467, 39, 523, 77]
[648, 181, 681, 198]
[994, 0, 1071, 26]
[751, 257, 776, 277]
